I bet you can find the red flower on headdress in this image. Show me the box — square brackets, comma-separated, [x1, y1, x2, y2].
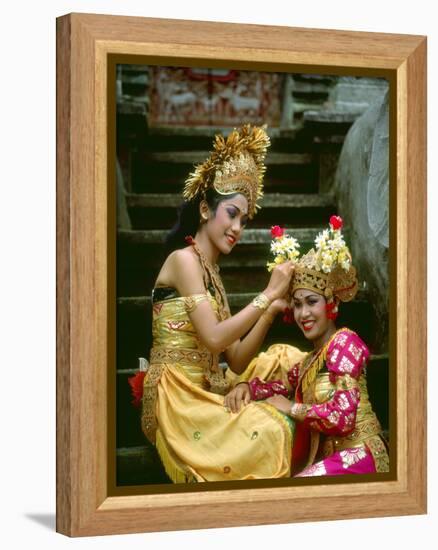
[128, 371, 146, 408]
[329, 216, 343, 230]
[271, 225, 285, 238]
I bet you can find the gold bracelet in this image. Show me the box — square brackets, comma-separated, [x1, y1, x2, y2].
[261, 311, 275, 325]
[251, 293, 271, 311]
[290, 402, 307, 421]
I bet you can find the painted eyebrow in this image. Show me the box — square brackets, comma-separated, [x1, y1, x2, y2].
[227, 204, 248, 216]
[294, 293, 320, 301]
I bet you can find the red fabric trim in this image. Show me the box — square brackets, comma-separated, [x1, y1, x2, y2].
[292, 422, 310, 475]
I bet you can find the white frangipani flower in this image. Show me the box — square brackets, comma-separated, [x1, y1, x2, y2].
[267, 229, 300, 271]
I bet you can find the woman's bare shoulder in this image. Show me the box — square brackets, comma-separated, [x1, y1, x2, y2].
[166, 247, 200, 271]
[156, 247, 203, 292]
[169, 247, 196, 261]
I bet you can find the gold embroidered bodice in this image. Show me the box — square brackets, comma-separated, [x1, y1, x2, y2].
[151, 288, 229, 392]
[152, 293, 214, 350]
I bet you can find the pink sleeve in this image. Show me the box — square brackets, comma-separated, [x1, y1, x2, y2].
[326, 330, 369, 380]
[249, 361, 300, 401]
[249, 378, 289, 401]
[298, 331, 369, 436]
[300, 386, 360, 435]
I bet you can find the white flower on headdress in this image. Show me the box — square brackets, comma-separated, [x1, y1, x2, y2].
[267, 229, 300, 272]
[337, 249, 351, 271]
[321, 260, 333, 273]
[313, 221, 351, 273]
[329, 232, 346, 250]
[314, 229, 329, 249]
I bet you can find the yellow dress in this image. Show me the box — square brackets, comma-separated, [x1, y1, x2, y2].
[141, 288, 305, 483]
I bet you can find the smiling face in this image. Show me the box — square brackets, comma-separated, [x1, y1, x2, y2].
[292, 288, 337, 349]
[201, 193, 249, 255]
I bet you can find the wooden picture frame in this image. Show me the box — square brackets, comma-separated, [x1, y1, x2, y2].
[56, 13, 427, 536]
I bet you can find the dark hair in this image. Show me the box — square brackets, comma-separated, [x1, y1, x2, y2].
[164, 188, 241, 254]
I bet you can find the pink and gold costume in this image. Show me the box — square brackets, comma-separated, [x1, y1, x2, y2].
[242, 328, 389, 476]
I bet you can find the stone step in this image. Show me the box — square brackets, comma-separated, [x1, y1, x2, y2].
[302, 110, 356, 144]
[292, 101, 328, 114]
[121, 64, 150, 74]
[118, 226, 321, 245]
[120, 65, 150, 101]
[116, 444, 171, 486]
[122, 73, 149, 86]
[292, 82, 331, 95]
[117, 100, 147, 116]
[126, 193, 336, 230]
[127, 192, 333, 209]
[117, 100, 149, 145]
[115, 353, 389, 480]
[130, 152, 317, 194]
[139, 151, 312, 165]
[293, 74, 336, 85]
[145, 126, 286, 138]
[129, 127, 314, 153]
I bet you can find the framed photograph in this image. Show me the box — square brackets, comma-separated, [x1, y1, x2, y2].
[56, 13, 426, 536]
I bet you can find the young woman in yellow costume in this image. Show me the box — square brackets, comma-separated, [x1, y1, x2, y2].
[140, 125, 305, 482]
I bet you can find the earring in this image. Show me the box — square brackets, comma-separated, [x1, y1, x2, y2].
[325, 302, 338, 321]
[282, 307, 295, 325]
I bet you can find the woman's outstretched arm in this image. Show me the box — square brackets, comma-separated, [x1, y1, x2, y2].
[223, 299, 288, 373]
[162, 248, 293, 358]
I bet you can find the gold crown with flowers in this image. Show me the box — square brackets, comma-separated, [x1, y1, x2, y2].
[183, 124, 270, 219]
[268, 217, 358, 303]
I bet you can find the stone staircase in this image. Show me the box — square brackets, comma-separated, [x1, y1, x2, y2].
[115, 72, 389, 486]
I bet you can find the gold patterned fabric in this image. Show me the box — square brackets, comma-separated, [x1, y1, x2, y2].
[142, 291, 299, 482]
[238, 343, 307, 384]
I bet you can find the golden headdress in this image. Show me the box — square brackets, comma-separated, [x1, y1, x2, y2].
[183, 124, 270, 219]
[267, 216, 358, 303]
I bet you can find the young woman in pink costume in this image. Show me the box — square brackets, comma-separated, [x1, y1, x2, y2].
[225, 217, 389, 476]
